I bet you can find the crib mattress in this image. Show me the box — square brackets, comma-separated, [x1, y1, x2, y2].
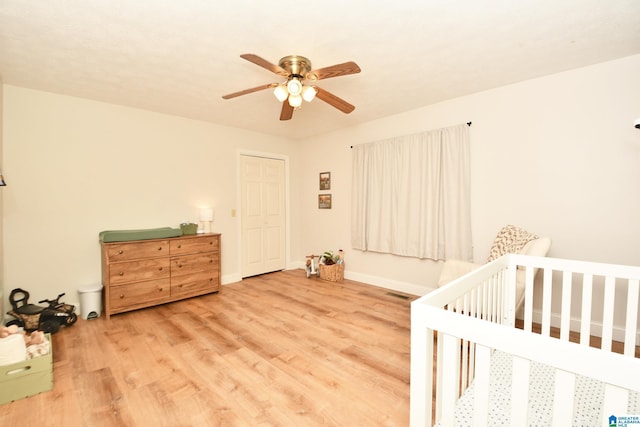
[99, 227, 182, 243]
[439, 350, 640, 426]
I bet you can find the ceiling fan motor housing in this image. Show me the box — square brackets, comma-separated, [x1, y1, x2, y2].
[278, 55, 314, 80]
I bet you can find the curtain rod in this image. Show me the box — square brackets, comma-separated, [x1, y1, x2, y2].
[350, 121, 472, 148]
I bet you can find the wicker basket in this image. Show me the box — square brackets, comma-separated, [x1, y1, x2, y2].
[319, 263, 344, 282]
[180, 222, 198, 235]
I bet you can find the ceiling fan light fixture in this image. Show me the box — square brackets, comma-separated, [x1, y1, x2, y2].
[302, 85, 317, 102]
[287, 78, 303, 96]
[223, 54, 361, 120]
[273, 84, 288, 102]
[288, 94, 302, 108]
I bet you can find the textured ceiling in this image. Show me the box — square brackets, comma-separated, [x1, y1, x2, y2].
[1, 1, 639, 140]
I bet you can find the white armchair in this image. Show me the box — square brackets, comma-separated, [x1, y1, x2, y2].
[437, 225, 551, 309]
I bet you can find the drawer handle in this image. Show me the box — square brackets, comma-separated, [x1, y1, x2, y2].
[178, 244, 182, 248]
[158, 287, 163, 292]
[178, 264, 183, 268]
[119, 294, 124, 299]
[209, 241, 213, 245]
[158, 267, 163, 271]
[119, 272, 124, 276]
[118, 250, 124, 255]
[158, 247, 163, 251]
[209, 259, 213, 263]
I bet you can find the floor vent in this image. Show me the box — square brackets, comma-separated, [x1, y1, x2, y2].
[386, 292, 411, 300]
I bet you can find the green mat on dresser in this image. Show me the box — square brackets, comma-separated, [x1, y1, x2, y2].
[99, 227, 183, 243]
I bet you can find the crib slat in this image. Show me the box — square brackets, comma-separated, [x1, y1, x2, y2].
[409, 306, 432, 427]
[552, 370, 575, 427]
[510, 356, 530, 425]
[523, 267, 535, 332]
[495, 274, 501, 322]
[468, 339, 476, 388]
[560, 271, 572, 341]
[435, 333, 443, 423]
[625, 279, 639, 356]
[461, 339, 469, 391]
[460, 292, 470, 390]
[472, 345, 491, 426]
[541, 268, 553, 336]
[601, 384, 629, 427]
[505, 267, 517, 325]
[602, 276, 616, 352]
[487, 278, 494, 322]
[440, 334, 461, 427]
[579, 274, 593, 346]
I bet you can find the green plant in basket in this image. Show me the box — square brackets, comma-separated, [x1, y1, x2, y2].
[320, 250, 344, 265]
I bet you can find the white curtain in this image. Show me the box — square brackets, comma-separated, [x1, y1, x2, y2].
[351, 123, 472, 261]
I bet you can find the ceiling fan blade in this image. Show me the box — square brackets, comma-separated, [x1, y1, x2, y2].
[307, 61, 361, 81]
[280, 102, 294, 121]
[240, 54, 289, 77]
[222, 83, 276, 99]
[315, 87, 355, 114]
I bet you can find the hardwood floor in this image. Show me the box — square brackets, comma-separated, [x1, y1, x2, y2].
[0, 270, 416, 426]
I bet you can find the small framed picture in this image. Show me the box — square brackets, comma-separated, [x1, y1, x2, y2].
[319, 172, 331, 190]
[318, 194, 332, 209]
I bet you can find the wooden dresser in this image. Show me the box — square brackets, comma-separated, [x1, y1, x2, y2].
[100, 233, 221, 319]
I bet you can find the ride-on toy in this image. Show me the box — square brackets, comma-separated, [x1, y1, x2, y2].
[5, 288, 78, 334]
[305, 254, 320, 278]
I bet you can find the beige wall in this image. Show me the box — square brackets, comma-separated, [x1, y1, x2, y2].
[2, 86, 301, 308]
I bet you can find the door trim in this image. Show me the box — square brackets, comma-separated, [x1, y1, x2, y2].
[236, 149, 290, 279]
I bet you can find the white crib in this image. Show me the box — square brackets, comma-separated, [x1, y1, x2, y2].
[410, 254, 640, 426]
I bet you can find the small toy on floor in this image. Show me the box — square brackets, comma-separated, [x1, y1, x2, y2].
[305, 254, 320, 278]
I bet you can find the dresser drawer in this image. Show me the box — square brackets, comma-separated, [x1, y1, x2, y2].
[109, 279, 171, 311]
[109, 258, 170, 285]
[170, 235, 219, 256]
[171, 253, 218, 276]
[171, 270, 220, 299]
[106, 240, 169, 261]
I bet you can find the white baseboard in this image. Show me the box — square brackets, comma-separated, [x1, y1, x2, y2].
[221, 273, 242, 286]
[288, 261, 431, 296]
[345, 271, 431, 296]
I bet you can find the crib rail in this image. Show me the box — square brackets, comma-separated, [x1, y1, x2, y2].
[410, 254, 640, 427]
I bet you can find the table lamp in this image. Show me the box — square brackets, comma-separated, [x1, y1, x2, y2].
[199, 208, 214, 234]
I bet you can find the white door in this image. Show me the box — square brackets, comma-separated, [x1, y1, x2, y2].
[240, 155, 286, 278]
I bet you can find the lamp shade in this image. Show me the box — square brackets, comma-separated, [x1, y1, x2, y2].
[273, 84, 288, 102]
[199, 208, 214, 222]
[288, 94, 302, 108]
[287, 78, 303, 96]
[302, 86, 317, 102]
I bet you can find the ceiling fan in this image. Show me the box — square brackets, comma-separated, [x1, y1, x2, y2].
[222, 54, 361, 121]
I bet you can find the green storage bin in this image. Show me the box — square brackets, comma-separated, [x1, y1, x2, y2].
[180, 222, 198, 235]
[0, 334, 53, 405]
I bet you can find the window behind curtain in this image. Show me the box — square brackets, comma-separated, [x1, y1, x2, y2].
[351, 123, 472, 261]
